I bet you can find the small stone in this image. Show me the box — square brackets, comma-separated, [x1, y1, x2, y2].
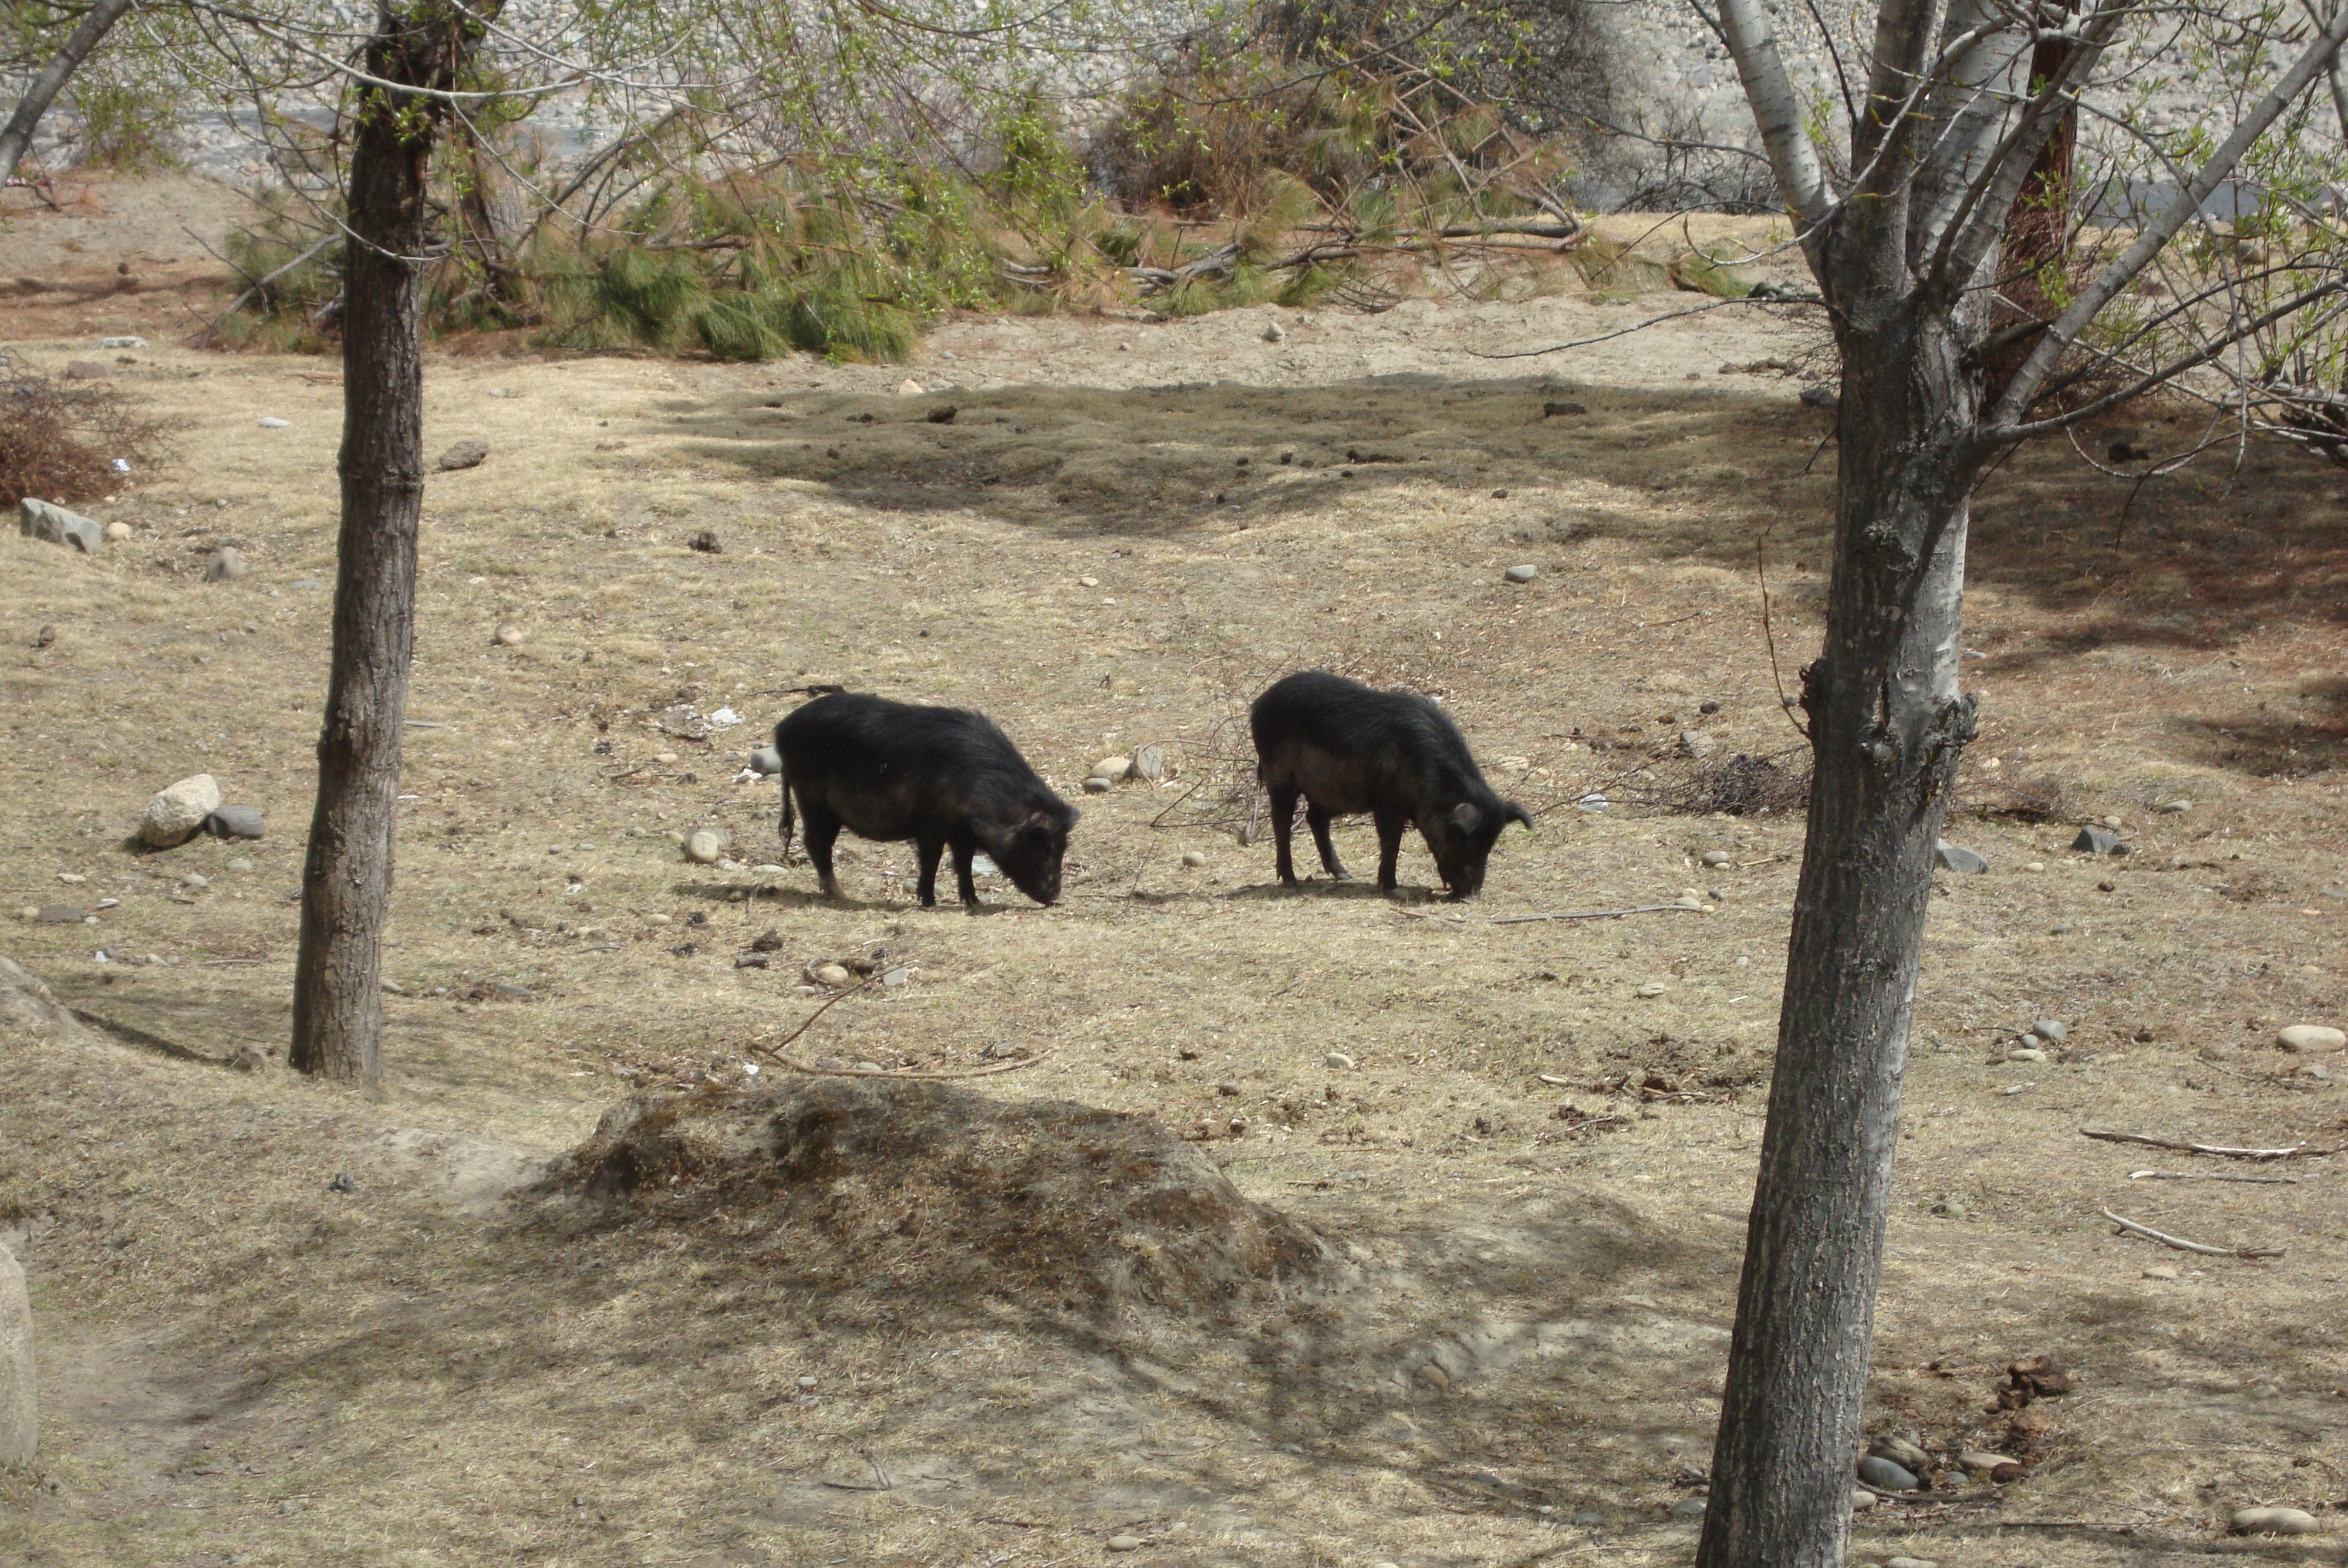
[257, 416, 290, 429]
[1504, 563, 1539, 583]
[1849, 1489, 1876, 1511]
[204, 805, 265, 840]
[2153, 798, 2191, 813]
[655, 752, 679, 766]
[797, 1374, 818, 1389]
[2278, 1025, 2346, 1052]
[1799, 384, 1838, 409]
[1868, 1435, 1933, 1474]
[35, 904, 85, 923]
[684, 829, 727, 864]
[808, 963, 852, 986]
[688, 530, 722, 553]
[95, 336, 147, 349]
[1956, 1448, 2025, 1482]
[1180, 850, 1207, 868]
[1131, 745, 1167, 781]
[19, 497, 104, 552]
[2006, 1047, 2046, 1063]
[2023, 860, 2046, 872]
[1934, 840, 1988, 874]
[1933, 1197, 1967, 1219]
[1667, 1496, 1706, 1518]
[2033, 1017, 2068, 1041]
[1105, 1535, 1143, 1552]
[895, 379, 924, 396]
[1077, 575, 1101, 587]
[493, 623, 525, 647]
[748, 745, 782, 776]
[1083, 776, 1112, 794]
[2142, 1265, 2178, 1280]
[2230, 1506, 2319, 1536]
[880, 966, 910, 988]
[1263, 318, 1287, 343]
[204, 548, 247, 582]
[140, 773, 222, 847]
[1636, 981, 1668, 998]
[1678, 728, 1716, 759]
[1701, 849, 1732, 867]
[1857, 1455, 1918, 1491]
[102, 520, 132, 543]
[1094, 755, 1131, 780]
[227, 857, 254, 872]
[658, 704, 710, 741]
[1325, 1052, 1355, 1070]
[1540, 400, 1588, 417]
[227, 1043, 272, 1073]
[2302, 1063, 2331, 1081]
[2070, 824, 2128, 855]
[180, 873, 209, 890]
[437, 440, 489, 471]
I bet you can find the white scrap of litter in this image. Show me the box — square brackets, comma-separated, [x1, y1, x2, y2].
[1576, 793, 1611, 812]
[743, 1062, 761, 1076]
[258, 416, 291, 428]
[709, 707, 741, 727]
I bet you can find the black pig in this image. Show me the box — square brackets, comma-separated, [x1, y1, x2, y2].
[774, 692, 1078, 908]
[1250, 670, 1530, 898]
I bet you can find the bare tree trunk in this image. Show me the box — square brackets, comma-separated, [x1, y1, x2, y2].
[0, 0, 135, 187]
[291, 1, 489, 1082]
[1981, 13, 2079, 404]
[1696, 300, 1980, 1568]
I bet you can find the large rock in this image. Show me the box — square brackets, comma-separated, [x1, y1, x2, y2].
[140, 774, 222, 847]
[19, 498, 104, 553]
[203, 805, 265, 840]
[0, 1241, 32, 1462]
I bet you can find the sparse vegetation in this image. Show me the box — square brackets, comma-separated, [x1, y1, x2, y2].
[0, 362, 178, 508]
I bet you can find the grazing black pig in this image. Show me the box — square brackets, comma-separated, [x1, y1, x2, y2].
[774, 692, 1078, 907]
[1250, 670, 1530, 899]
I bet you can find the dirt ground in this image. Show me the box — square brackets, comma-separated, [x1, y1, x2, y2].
[2, 174, 2346, 1568]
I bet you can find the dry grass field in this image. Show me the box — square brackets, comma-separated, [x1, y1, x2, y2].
[2, 174, 2346, 1567]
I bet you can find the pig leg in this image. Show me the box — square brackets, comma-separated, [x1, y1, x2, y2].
[1269, 783, 1301, 886]
[949, 832, 981, 907]
[914, 833, 946, 908]
[1373, 807, 1406, 893]
[802, 808, 845, 899]
[1305, 803, 1350, 880]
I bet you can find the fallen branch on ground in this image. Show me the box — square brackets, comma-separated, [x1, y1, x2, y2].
[2080, 1128, 2339, 1161]
[747, 972, 1049, 1079]
[2127, 1169, 2300, 1184]
[2098, 1207, 2285, 1259]
[1492, 904, 1706, 925]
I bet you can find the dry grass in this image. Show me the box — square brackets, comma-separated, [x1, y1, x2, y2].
[0, 270, 2344, 1568]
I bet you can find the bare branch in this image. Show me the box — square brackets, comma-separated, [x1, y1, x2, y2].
[1718, 0, 1834, 226]
[0, 0, 134, 188]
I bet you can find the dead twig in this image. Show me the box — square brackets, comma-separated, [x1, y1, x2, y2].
[747, 974, 1051, 1079]
[2097, 1207, 2286, 1259]
[2080, 1128, 2339, 1161]
[1492, 904, 1704, 925]
[2127, 1169, 2300, 1184]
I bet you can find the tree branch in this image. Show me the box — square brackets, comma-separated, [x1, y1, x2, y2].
[0, 0, 134, 188]
[1718, 0, 1833, 228]
[1986, 0, 2348, 425]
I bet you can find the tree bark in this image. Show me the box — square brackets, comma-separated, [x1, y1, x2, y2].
[1696, 300, 1979, 1568]
[1980, 11, 2078, 405]
[290, 1, 487, 1082]
[0, 0, 136, 188]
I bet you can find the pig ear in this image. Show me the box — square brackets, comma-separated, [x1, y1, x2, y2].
[1507, 803, 1534, 832]
[1449, 801, 1482, 831]
[1026, 806, 1071, 834]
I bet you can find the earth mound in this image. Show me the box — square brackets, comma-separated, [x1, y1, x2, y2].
[543, 1077, 1335, 1317]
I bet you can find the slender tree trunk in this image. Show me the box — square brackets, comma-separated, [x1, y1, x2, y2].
[1981, 12, 2079, 404]
[1696, 299, 1981, 1568]
[0, 0, 136, 188]
[291, 2, 487, 1082]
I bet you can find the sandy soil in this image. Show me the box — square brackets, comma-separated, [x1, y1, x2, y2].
[1, 180, 2345, 1568]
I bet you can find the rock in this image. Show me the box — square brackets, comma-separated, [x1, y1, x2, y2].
[1857, 1455, 1919, 1491]
[2153, 797, 2191, 813]
[1504, 563, 1539, 583]
[808, 962, 852, 987]
[655, 753, 679, 766]
[1849, 1489, 1875, 1511]
[2302, 1063, 2332, 1081]
[1932, 1197, 1967, 1219]
[0, 1241, 32, 1461]
[689, 530, 722, 553]
[1262, 318, 1286, 343]
[2071, 824, 2128, 855]
[33, 904, 84, 924]
[179, 873, 209, 890]
[2023, 860, 2046, 872]
[657, 704, 709, 741]
[1701, 849, 1732, 867]
[2033, 1017, 2069, 1042]
[1934, 839, 1988, 874]
[1799, 384, 1838, 409]
[748, 745, 782, 776]
[1957, 1448, 2025, 1482]
[1180, 850, 1207, 868]
[227, 1043, 272, 1072]
[203, 547, 247, 582]
[96, 336, 147, 349]
[1568, 1511, 1603, 1526]
[437, 440, 489, 471]
[19, 498, 103, 552]
[1078, 575, 1101, 587]
[257, 416, 290, 429]
[896, 379, 924, 396]
[204, 805, 265, 839]
[1131, 745, 1168, 781]
[2141, 1265, 2178, 1280]
[492, 622, 525, 647]
[2006, 1046, 2046, 1063]
[1325, 1052, 1355, 1070]
[1667, 1496, 1706, 1518]
[1635, 981, 1667, 997]
[1105, 1535, 1143, 1552]
[64, 359, 110, 380]
[102, 520, 131, 543]
[1540, 400, 1588, 417]
[2278, 1025, 2346, 1052]
[1678, 728, 1716, 759]
[227, 857, 254, 872]
[1094, 756, 1132, 780]
[140, 773, 221, 847]
[1868, 1435, 1933, 1474]
[1083, 776, 1112, 794]
[2231, 1506, 2319, 1536]
[684, 829, 727, 864]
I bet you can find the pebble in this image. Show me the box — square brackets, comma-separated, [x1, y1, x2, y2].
[1078, 575, 1100, 587]
[96, 336, 147, 349]
[2302, 1063, 2331, 1082]
[2278, 1025, 2346, 1052]
[1262, 318, 1286, 343]
[748, 745, 782, 776]
[797, 1374, 818, 1388]
[493, 623, 525, 646]
[655, 752, 679, 765]
[2006, 1047, 2046, 1063]
[1636, 981, 1667, 997]
[1180, 850, 1206, 867]
[227, 857, 254, 873]
[2141, 1265, 2178, 1280]
[2153, 798, 2192, 813]
[1132, 744, 1168, 781]
[1105, 1536, 1143, 1552]
[808, 963, 851, 986]
[1856, 1455, 1918, 1491]
[684, 829, 726, 864]
[1325, 1052, 1355, 1070]
[257, 416, 290, 429]
[2071, 824, 2128, 855]
[1850, 1489, 1876, 1511]
[2231, 1506, 2319, 1535]
[1701, 849, 1732, 867]
[1934, 839, 1988, 874]
[437, 440, 489, 471]
[1084, 776, 1112, 793]
[180, 873, 209, 890]
[102, 520, 132, 542]
[2035, 1017, 2069, 1041]
[1667, 1496, 1706, 1519]
[2023, 860, 2046, 872]
[1094, 755, 1132, 779]
[896, 379, 923, 396]
[1504, 563, 1539, 583]
[880, 966, 909, 988]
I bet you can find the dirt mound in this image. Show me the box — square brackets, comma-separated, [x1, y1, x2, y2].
[544, 1077, 1335, 1317]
